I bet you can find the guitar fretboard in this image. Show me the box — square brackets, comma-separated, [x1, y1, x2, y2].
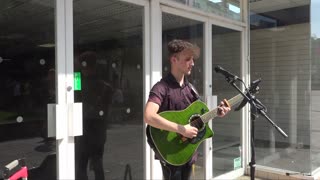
[200, 94, 244, 123]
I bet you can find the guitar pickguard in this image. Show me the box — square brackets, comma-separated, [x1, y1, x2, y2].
[190, 126, 206, 144]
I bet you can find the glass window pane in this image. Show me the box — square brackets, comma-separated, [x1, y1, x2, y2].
[311, 0, 320, 173]
[162, 12, 204, 180]
[162, 13, 204, 95]
[0, 0, 56, 179]
[73, 1, 144, 179]
[250, 0, 312, 173]
[211, 25, 241, 177]
[169, 0, 241, 21]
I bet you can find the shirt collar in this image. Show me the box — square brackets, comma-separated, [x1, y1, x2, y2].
[167, 72, 189, 88]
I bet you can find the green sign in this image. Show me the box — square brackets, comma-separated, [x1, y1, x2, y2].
[233, 157, 241, 170]
[74, 72, 81, 91]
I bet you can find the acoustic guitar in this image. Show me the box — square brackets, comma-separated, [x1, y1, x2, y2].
[148, 93, 244, 166]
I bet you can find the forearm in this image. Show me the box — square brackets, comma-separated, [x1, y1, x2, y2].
[144, 113, 183, 133]
[144, 102, 197, 138]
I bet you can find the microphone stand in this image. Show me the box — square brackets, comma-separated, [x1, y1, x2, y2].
[223, 77, 288, 180]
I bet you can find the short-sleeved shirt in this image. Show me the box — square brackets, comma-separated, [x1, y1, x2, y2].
[147, 72, 200, 165]
[148, 73, 199, 113]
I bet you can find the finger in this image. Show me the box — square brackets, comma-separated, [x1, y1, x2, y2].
[191, 133, 197, 138]
[224, 107, 231, 112]
[222, 106, 230, 111]
[221, 107, 228, 112]
[218, 107, 226, 116]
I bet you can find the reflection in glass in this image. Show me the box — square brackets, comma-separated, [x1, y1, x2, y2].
[211, 25, 241, 177]
[162, 12, 204, 179]
[170, 0, 241, 21]
[250, 0, 313, 174]
[310, 0, 320, 173]
[0, 0, 56, 179]
[73, 1, 144, 179]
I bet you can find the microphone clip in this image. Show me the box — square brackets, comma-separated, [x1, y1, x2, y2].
[234, 78, 262, 111]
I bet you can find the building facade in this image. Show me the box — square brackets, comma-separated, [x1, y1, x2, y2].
[0, 0, 319, 179]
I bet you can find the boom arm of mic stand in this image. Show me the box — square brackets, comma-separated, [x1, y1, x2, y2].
[225, 77, 288, 138]
[257, 109, 288, 138]
[251, 96, 288, 138]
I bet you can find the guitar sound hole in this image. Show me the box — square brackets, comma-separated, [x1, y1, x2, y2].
[189, 115, 204, 131]
[189, 115, 206, 144]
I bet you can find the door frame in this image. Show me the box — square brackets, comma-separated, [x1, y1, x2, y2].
[55, 0, 75, 179]
[156, 0, 250, 179]
[55, 0, 150, 179]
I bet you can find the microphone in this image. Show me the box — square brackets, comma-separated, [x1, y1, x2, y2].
[214, 65, 239, 80]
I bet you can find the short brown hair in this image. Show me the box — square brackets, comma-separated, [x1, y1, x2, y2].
[167, 39, 200, 59]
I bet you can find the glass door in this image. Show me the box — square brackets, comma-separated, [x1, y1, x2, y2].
[160, 3, 245, 179]
[162, 12, 205, 180]
[0, 0, 56, 179]
[211, 25, 242, 178]
[73, 0, 145, 179]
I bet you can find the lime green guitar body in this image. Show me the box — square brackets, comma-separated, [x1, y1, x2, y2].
[148, 101, 213, 166]
[148, 93, 244, 166]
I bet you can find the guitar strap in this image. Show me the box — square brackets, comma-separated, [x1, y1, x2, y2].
[188, 83, 200, 101]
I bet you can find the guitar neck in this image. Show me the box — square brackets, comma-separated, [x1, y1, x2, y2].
[200, 94, 244, 123]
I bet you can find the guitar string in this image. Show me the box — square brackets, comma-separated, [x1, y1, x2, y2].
[200, 94, 243, 123]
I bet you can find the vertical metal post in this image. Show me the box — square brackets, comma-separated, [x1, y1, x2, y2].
[204, 19, 213, 180]
[150, 0, 163, 179]
[143, 2, 151, 180]
[55, 0, 75, 179]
